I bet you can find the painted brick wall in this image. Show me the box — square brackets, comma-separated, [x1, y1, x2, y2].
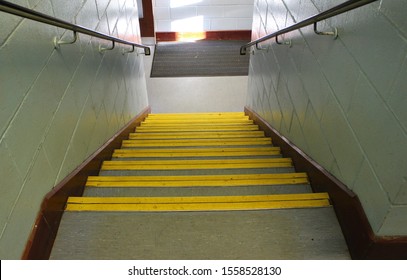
[0, 0, 149, 259]
[153, 0, 254, 32]
[246, 0, 407, 235]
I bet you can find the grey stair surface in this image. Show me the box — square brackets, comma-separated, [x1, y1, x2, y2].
[50, 112, 350, 260]
[50, 208, 349, 260]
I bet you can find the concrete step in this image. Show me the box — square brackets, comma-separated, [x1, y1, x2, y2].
[83, 184, 313, 197]
[50, 207, 350, 260]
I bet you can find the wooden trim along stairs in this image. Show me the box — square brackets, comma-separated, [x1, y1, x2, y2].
[22, 107, 151, 260]
[244, 106, 407, 260]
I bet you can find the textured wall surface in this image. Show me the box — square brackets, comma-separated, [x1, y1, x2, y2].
[246, 0, 407, 235]
[153, 0, 254, 32]
[0, 0, 148, 259]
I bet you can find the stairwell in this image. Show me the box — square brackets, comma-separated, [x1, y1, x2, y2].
[50, 112, 350, 259]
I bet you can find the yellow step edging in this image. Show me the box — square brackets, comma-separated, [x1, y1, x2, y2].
[88, 172, 307, 182]
[129, 131, 265, 139]
[101, 158, 293, 170]
[135, 125, 260, 132]
[122, 138, 272, 147]
[142, 119, 253, 125]
[66, 193, 330, 212]
[112, 147, 281, 158]
[86, 172, 309, 187]
[147, 112, 246, 119]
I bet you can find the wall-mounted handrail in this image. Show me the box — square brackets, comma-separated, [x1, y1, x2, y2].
[0, 0, 151, 55]
[240, 0, 378, 55]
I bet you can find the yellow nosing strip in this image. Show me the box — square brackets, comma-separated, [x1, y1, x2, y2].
[139, 123, 255, 127]
[65, 200, 330, 212]
[147, 112, 246, 118]
[124, 137, 271, 144]
[129, 131, 265, 139]
[66, 193, 330, 212]
[135, 126, 260, 132]
[114, 147, 280, 154]
[128, 137, 271, 143]
[145, 117, 251, 122]
[103, 158, 291, 164]
[87, 172, 307, 182]
[103, 158, 291, 165]
[122, 139, 272, 148]
[101, 158, 293, 170]
[140, 119, 253, 126]
[112, 150, 281, 158]
[69, 193, 329, 204]
[86, 173, 308, 187]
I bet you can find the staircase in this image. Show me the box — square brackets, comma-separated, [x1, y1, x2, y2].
[50, 112, 350, 259]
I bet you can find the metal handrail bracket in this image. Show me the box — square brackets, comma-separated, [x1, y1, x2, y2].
[240, 0, 378, 55]
[0, 0, 151, 55]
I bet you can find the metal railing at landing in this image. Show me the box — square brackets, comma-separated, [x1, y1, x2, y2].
[0, 0, 151, 55]
[240, 0, 378, 55]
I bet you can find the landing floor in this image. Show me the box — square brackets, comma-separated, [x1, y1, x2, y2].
[143, 42, 248, 113]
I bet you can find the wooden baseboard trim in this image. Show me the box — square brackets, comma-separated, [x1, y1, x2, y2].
[156, 30, 252, 42]
[244, 106, 407, 259]
[22, 106, 151, 259]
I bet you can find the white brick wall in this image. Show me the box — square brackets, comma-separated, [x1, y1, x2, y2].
[0, 0, 148, 259]
[246, 0, 407, 236]
[153, 0, 254, 32]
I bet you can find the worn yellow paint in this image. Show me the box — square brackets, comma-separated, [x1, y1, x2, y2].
[103, 158, 291, 165]
[68, 193, 328, 204]
[86, 172, 308, 187]
[66, 193, 330, 212]
[65, 200, 330, 212]
[126, 137, 271, 143]
[129, 131, 265, 139]
[142, 119, 253, 125]
[101, 158, 293, 170]
[86, 173, 309, 187]
[135, 125, 260, 132]
[141, 122, 253, 127]
[147, 112, 247, 119]
[112, 147, 281, 158]
[122, 138, 272, 147]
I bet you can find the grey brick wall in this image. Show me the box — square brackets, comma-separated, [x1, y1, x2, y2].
[0, 0, 148, 259]
[246, 0, 407, 235]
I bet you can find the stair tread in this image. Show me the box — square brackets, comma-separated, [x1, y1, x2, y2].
[83, 184, 313, 197]
[50, 208, 350, 260]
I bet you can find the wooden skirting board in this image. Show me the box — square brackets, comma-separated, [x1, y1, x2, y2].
[244, 106, 407, 259]
[22, 107, 151, 260]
